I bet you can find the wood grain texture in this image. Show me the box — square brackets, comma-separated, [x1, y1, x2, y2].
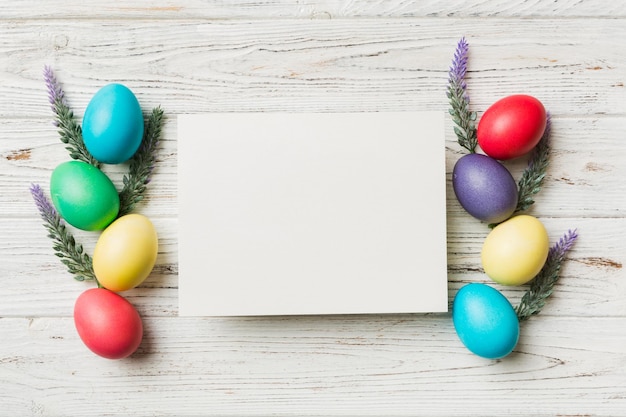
[3, 116, 625, 219]
[0, 19, 623, 118]
[1, 1, 625, 416]
[1, 316, 625, 416]
[1, 0, 624, 19]
[2, 215, 622, 318]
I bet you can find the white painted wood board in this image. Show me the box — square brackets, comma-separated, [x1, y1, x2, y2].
[1, 1, 625, 416]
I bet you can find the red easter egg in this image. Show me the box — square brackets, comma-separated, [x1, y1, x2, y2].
[477, 95, 547, 160]
[74, 288, 143, 359]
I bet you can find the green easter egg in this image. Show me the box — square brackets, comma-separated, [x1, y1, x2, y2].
[50, 161, 120, 231]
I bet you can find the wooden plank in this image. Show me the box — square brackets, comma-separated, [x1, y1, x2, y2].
[0, 0, 623, 19]
[0, 118, 177, 219]
[2, 216, 621, 318]
[2, 116, 624, 219]
[0, 217, 179, 317]
[1, 316, 625, 416]
[1, 2, 624, 416]
[0, 19, 623, 118]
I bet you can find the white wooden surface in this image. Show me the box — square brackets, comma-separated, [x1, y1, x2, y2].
[1, 1, 625, 416]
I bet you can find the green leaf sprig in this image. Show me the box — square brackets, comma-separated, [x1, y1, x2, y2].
[516, 229, 578, 321]
[515, 113, 551, 213]
[447, 37, 478, 153]
[43, 66, 100, 167]
[118, 107, 164, 217]
[30, 183, 99, 284]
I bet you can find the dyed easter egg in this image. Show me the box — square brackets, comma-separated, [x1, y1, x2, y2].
[453, 283, 520, 359]
[93, 214, 158, 292]
[50, 160, 119, 231]
[74, 288, 143, 359]
[82, 83, 144, 164]
[477, 94, 547, 160]
[452, 153, 518, 224]
[481, 215, 550, 286]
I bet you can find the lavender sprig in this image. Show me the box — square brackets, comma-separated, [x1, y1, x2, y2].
[447, 37, 478, 153]
[515, 113, 552, 213]
[43, 66, 99, 167]
[516, 229, 578, 321]
[30, 183, 98, 283]
[118, 106, 164, 217]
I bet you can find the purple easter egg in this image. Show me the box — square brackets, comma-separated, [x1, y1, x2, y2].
[452, 153, 518, 224]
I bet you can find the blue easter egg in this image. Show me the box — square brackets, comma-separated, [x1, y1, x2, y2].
[82, 83, 144, 164]
[452, 153, 518, 224]
[452, 283, 520, 359]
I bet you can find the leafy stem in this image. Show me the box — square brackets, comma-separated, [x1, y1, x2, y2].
[30, 183, 99, 285]
[43, 66, 100, 167]
[118, 106, 165, 217]
[516, 229, 578, 321]
[447, 37, 478, 153]
[515, 113, 552, 213]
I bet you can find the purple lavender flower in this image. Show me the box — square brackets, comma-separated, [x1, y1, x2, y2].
[448, 37, 469, 87]
[43, 65, 99, 166]
[43, 65, 67, 111]
[447, 37, 477, 153]
[550, 229, 578, 262]
[30, 183, 60, 225]
[516, 229, 579, 321]
[30, 183, 97, 282]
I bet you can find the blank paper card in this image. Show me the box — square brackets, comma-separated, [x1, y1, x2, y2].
[178, 112, 448, 316]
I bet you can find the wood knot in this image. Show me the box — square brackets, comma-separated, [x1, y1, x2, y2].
[5, 148, 31, 161]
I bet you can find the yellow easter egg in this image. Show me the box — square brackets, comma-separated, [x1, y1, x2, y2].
[93, 214, 158, 292]
[481, 215, 549, 286]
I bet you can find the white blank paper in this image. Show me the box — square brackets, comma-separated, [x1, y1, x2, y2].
[178, 112, 447, 316]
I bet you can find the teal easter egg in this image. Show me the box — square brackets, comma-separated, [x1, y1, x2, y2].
[50, 161, 120, 231]
[82, 83, 144, 164]
[452, 283, 520, 359]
